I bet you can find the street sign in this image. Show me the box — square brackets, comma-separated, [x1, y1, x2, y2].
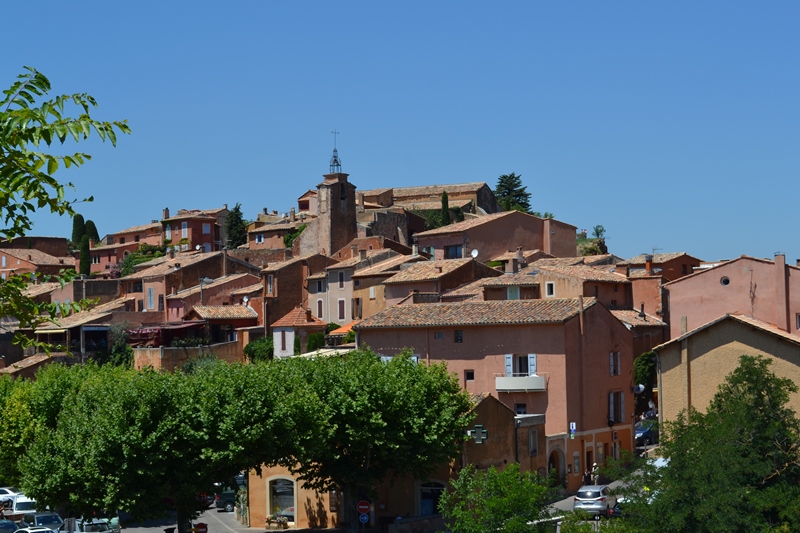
[194, 524, 207, 533]
[359, 513, 369, 524]
[357, 500, 371, 514]
[569, 422, 576, 431]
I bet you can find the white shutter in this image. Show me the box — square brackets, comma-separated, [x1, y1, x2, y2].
[505, 355, 513, 377]
[609, 392, 615, 422]
[609, 352, 615, 376]
[620, 392, 626, 422]
[528, 354, 537, 376]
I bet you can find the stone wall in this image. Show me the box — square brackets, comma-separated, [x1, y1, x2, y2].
[134, 341, 243, 372]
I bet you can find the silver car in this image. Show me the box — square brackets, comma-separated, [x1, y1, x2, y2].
[573, 485, 615, 520]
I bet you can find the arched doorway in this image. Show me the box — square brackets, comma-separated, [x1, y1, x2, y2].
[548, 447, 566, 486]
[267, 477, 296, 524]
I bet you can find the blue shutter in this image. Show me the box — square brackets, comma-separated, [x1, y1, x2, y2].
[609, 392, 615, 422]
[505, 354, 513, 377]
[528, 353, 537, 376]
[609, 352, 615, 376]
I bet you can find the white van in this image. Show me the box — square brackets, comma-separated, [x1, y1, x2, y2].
[6, 495, 36, 521]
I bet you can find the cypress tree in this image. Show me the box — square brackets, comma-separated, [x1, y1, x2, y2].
[440, 191, 450, 226]
[84, 220, 100, 244]
[71, 214, 85, 244]
[79, 235, 91, 276]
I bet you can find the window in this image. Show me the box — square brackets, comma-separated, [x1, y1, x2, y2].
[165, 225, 171, 241]
[515, 403, 527, 414]
[611, 300, 617, 307]
[454, 330, 463, 343]
[267, 275, 274, 294]
[131, 281, 143, 293]
[369, 286, 376, 300]
[434, 331, 444, 340]
[135, 235, 140, 242]
[529, 429, 539, 456]
[354, 298, 362, 319]
[573, 452, 580, 476]
[1, 256, 4, 267]
[92, 255, 100, 264]
[507, 286, 520, 300]
[338, 299, 346, 320]
[464, 369, 474, 381]
[317, 299, 323, 319]
[609, 352, 621, 376]
[419, 482, 445, 517]
[316, 280, 324, 293]
[158, 295, 164, 312]
[614, 284, 618, 293]
[256, 234, 264, 244]
[281, 330, 286, 351]
[796, 314, 800, 330]
[119, 237, 125, 244]
[682, 264, 688, 275]
[354, 279, 360, 287]
[608, 390, 625, 423]
[444, 245, 463, 259]
[202, 223, 211, 235]
[203, 243, 211, 253]
[505, 354, 536, 377]
[338, 271, 345, 289]
[545, 282, 555, 297]
[147, 287, 154, 309]
[181, 221, 188, 238]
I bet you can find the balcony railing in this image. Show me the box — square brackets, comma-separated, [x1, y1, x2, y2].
[495, 372, 547, 392]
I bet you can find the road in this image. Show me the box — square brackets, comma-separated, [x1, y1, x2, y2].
[122, 507, 255, 533]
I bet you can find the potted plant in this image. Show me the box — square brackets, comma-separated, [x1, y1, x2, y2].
[265, 516, 273, 530]
[274, 515, 288, 529]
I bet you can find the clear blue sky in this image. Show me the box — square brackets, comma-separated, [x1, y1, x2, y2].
[6, 2, 799, 262]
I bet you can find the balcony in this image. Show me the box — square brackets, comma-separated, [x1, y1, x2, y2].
[495, 372, 547, 392]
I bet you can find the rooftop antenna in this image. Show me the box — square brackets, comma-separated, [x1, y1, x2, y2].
[651, 246, 662, 256]
[330, 129, 342, 173]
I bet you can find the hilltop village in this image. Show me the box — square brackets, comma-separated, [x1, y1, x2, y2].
[2, 152, 799, 529]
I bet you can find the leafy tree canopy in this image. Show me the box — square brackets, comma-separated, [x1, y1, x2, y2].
[0, 67, 129, 349]
[495, 172, 531, 213]
[224, 202, 248, 248]
[84, 219, 100, 243]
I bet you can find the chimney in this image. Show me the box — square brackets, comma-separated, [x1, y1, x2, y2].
[272, 210, 278, 215]
[163, 207, 170, 220]
[306, 308, 312, 322]
[775, 252, 790, 332]
[263, 207, 268, 215]
[351, 244, 358, 258]
[170, 249, 175, 259]
[639, 302, 646, 319]
[412, 243, 419, 256]
[505, 258, 519, 274]
[435, 265, 443, 274]
[644, 254, 653, 275]
[359, 249, 367, 261]
[290, 207, 296, 221]
[359, 192, 365, 206]
[28, 254, 31, 261]
[223, 203, 228, 210]
[515, 246, 525, 265]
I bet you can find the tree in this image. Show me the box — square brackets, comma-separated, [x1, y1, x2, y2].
[224, 202, 248, 248]
[633, 351, 657, 417]
[531, 211, 555, 219]
[280, 349, 474, 532]
[79, 235, 90, 276]
[0, 67, 129, 349]
[439, 463, 556, 533]
[592, 225, 606, 239]
[243, 335, 273, 363]
[84, 219, 100, 243]
[71, 214, 85, 244]
[494, 173, 531, 213]
[440, 190, 450, 226]
[614, 355, 800, 532]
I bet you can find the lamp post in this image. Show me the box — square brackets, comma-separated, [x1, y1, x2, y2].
[199, 277, 214, 304]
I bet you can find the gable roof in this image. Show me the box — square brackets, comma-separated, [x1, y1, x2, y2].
[537, 264, 630, 284]
[383, 258, 473, 284]
[34, 297, 133, 332]
[610, 309, 666, 327]
[481, 268, 541, 287]
[361, 182, 489, 199]
[165, 273, 260, 300]
[441, 278, 487, 300]
[120, 251, 221, 280]
[326, 250, 398, 271]
[262, 254, 336, 273]
[402, 199, 474, 211]
[355, 297, 598, 329]
[654, 313, 800, 351]
[111, 221, 162, 236]
[352, 254, 428, 278]
[23, 282, 62, 298]
[2, 248, 72, 266]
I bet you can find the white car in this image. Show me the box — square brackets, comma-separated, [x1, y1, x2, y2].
[0, 488, 21, 509]
[13, 527, 58, 533]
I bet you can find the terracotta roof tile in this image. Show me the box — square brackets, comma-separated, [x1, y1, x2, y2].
[166, 273, 260, 299]
[490, 249, 548, 263]
[618, 252, 700, 265]
[352, 255, 427, 278]
[383, 259, 473, 284]
[481, 268, 541, 287]
[120, 251, 221, 280]
[529, 257, 586, 267]
[262, 254, 335, 273]
[248, 220, 306, 233]
[112, 222, 162, 236]
[229, 283, 264, 296]
[355, 298, 597, 329]
[360, 182, 488, 199]
[2, 248, 72, 266]
[22, 282, 61, 297]
[190, 305, 258, 320]
[441, 279, 487, 299]
[610, 309, 666, 327]
[326, 250, 399, 271]
[537, 264, 630, 283]
[402, 199, 473, 210]
[414, 212, 513, 237]
[272, 306, 327, 328]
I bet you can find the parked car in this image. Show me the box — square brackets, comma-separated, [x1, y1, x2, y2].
[61, 518, 112, 533]
[0, 488, 21, 509]
[0, 519, 16, 533]
[19, 512, 64, 532]
[5, 496, 37, 522]
[573, 485, 616, 520]
[13, 527, 58, 533]
[196, 493, 215, 510]
[214, 487, 237, 513]
[608, 496, 627, 518]
[635, 419, 659, 447]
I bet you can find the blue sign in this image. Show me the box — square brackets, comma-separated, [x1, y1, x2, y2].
[359, 513, 369, 524]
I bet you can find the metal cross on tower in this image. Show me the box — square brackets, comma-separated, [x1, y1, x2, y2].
[330, 129, 341, 173]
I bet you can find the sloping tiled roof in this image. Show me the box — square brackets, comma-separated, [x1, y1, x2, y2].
[383, 259, 472, 284]
[618, 252, 699, 266]
[355, 298, 597, 329]
[655, 313, 800, 352]
[112, 221, 161, 236]
[441, 279, 487, 299]
[361, 182, 488, 199]
[352, 254, 427, 278]
[490, 249, 547, 263]
[229, 283, 264, 296]
[583, 254, 620, 266]
[481, 268, 541, 287]
[262, 254, 336, 273]
[166, 273, 259, 299]
[190, 305, 258, 320]
[537, 264, 630, 283]
[326, 250, 398, 271]
[120, 251, 221, 280]
[248, 219, 305, 233]
[23, 282, 61, 298]
[2, 248, 72, 266]
[330, 320, 359, 335]
[0, 354, 50, 374]
[529, 257, 587, 268]
[611, 309, 666, 327]
[272, 306, 327, 329]
[403, 199, 473, 211]
[414, 211, 513, 237]
[34, 298, 132, 331]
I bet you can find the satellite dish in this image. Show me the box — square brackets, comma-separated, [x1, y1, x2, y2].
[633, 384, 646, 394]
[243, 295, 250, 304]
[195, 245, 201, 251]
[471, 249, 479, 258]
